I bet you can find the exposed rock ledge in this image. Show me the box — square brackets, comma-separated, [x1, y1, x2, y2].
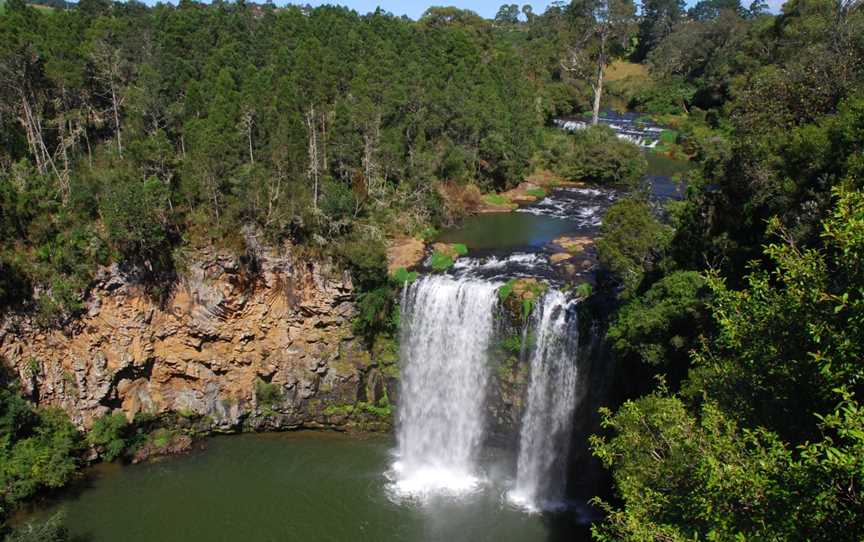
[0, 245, 396, 432]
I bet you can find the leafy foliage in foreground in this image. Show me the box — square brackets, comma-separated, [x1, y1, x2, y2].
[594, 190, 864, 540]
[592, 0, 864, 538]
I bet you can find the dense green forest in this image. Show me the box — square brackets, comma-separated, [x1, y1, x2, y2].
[590, 0, 864, 538]
[1, 0, 864, 538]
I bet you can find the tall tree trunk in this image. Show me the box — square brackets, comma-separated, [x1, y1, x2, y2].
[305, 104, 319, 210]
[320, 110, 328, 172]
[362, 113, 381, 198]
[20, 91, 64, 191]
[84, 125, 93, 168]
[242, 110, 254, 164]
[20, 95, 44, 173]
[592, 62, 604, 126]
[110, 81, 122, 156]
[57, 115, 71, 203]
[592, 32, 607, 126]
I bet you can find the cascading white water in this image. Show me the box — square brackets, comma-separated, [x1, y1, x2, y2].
[509, 289, 581, 512]
[391, 275, 500, 499]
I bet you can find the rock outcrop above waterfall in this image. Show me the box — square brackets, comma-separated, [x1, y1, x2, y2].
[386, 237, 426, 274]
[0, 245, 397, 432]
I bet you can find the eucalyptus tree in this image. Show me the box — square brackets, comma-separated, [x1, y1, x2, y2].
[561, 0, 637, 124]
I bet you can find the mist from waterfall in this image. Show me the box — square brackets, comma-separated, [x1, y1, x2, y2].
[391, 275, 500, 499]
[509, 289, 581, 512]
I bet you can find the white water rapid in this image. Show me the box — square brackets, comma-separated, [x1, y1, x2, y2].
[391, 275, 500, 499]
[509, 289, 581, 512]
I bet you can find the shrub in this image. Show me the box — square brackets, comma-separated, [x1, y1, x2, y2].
[0, 255, 30, 309]
[498, 279, 516, 301]
[596, 198, 672, 297]
[607, 271, 709, 367]
[101, 176, 172, 274]
[538, 127, 647, 187]
[254, 379, 282, 407]
[1, 406, 81, 507]
[5, 511, 71, 542]
[659, 129, 678, 144]
[574, 282, 593, 298]
[353, 287, 396, 343]
[629, 78, 696, 115]
[336, 234, 389, 291]
[436, 182, 483, 224]
[86, 412, 130, 461]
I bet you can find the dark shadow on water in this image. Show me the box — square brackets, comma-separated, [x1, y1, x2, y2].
[542, 509, 595, 542]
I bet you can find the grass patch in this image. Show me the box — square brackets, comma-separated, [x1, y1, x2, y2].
[419, 226, 439, 241]
[605, 60, 649, 82]
[660, 129, 678, 144]
[498, 279, 517, 301]
[430, 250, 455, 272]
[452, 243, 468, 256]
[323, 404, 355, 416]
[483, 193, 510, 206]
[359, 396, 392, 418]
[526, 187, 547, 199]
[149, 428, 176, 449]
[575, 282, 593, 298]
[391, 267, 418, 284]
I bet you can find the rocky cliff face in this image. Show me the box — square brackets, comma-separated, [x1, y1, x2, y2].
[0, 246, 397, 432]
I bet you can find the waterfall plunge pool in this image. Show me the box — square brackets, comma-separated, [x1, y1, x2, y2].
[23, 431, 593, 542]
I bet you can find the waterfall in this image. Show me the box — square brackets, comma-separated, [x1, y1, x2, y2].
[509, 290, 581, 511]
[391, 275, 500, 498]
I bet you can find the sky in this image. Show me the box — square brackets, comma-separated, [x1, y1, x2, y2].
[273, 0, 785, 20]
[294, 0, 553, 19]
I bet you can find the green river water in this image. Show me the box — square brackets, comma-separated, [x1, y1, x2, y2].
[26, 432, 588, 542]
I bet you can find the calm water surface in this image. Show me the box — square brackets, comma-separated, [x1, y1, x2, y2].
[33, 432, 589, 542]
[436, 212, 577, 252]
